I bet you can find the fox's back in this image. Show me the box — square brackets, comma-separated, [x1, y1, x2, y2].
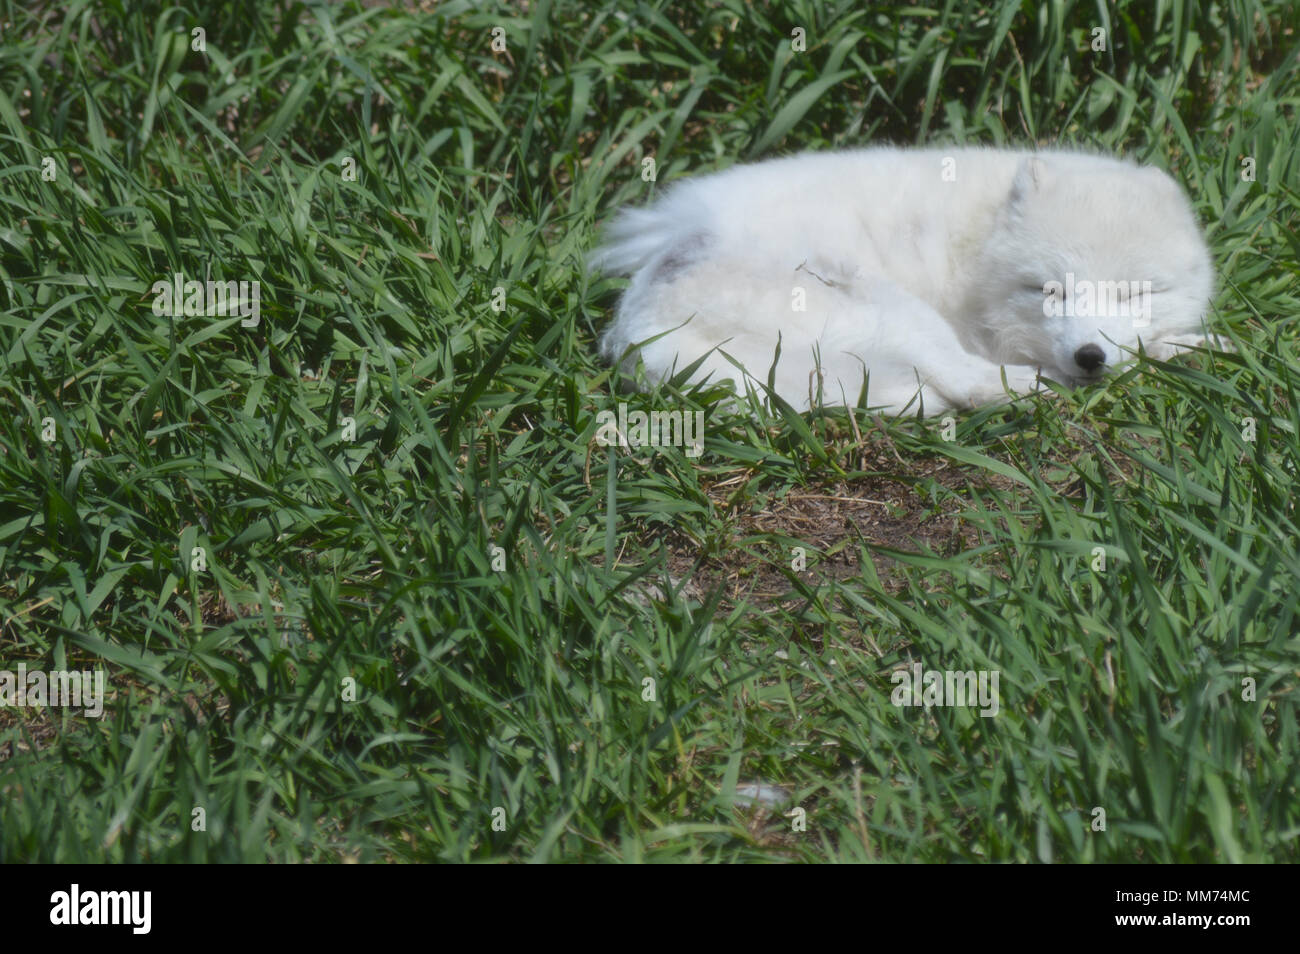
[597, 147, 1030, 299]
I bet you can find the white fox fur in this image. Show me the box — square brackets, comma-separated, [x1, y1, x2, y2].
[591, 146, 1218, 415]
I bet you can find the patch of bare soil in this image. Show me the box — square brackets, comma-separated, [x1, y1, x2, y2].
[659, 454, 1027, 612]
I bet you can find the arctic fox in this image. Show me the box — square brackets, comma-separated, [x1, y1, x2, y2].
[591, 147, 1217, 415]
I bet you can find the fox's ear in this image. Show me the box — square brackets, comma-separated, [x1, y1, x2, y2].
[1009, 156, 1049, 204]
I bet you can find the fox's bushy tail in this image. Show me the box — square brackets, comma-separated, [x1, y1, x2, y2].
[588, 179, 716, 277]
[587, 207, 682, 276]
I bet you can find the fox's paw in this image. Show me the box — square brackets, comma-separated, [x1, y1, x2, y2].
[1001, 364, 1046, 395]
[962, 364, 1046, 408]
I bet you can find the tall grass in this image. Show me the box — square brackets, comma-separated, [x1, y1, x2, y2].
[0, 0, 1297, 861]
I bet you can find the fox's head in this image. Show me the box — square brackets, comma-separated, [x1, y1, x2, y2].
[965, 154, 1218, 384]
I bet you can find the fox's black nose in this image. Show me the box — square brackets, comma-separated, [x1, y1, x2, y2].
[1074, 344, 1106, 372]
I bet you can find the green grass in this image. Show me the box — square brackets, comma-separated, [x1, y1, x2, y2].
[1, 0, 1298, 862]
